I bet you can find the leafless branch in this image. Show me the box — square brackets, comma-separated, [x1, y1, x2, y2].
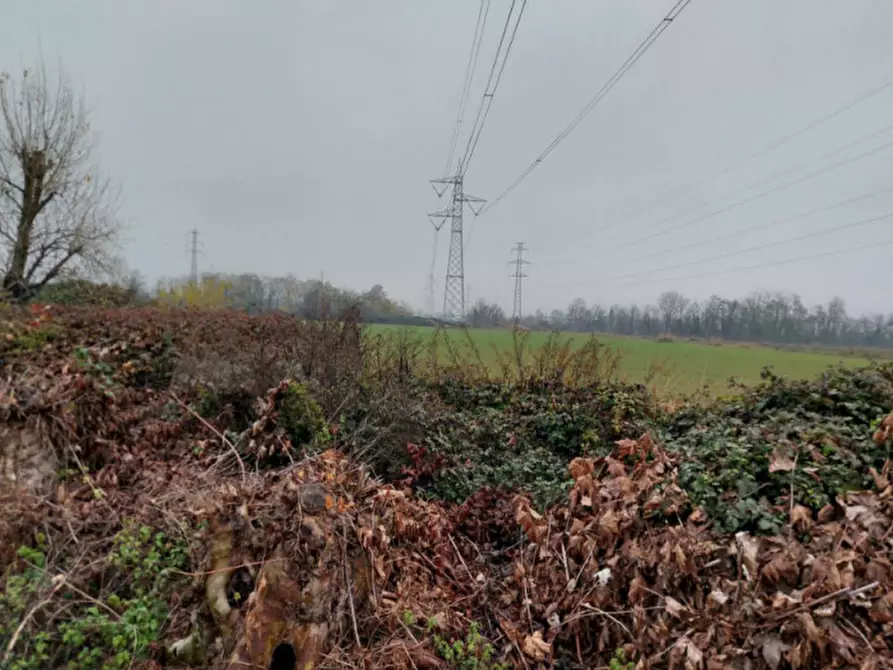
[0, 59, 120, 298]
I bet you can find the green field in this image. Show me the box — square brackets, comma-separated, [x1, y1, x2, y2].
[367, 325, 875, 396]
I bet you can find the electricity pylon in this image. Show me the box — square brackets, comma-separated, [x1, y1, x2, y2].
[508, 242, 530, 325]
[429, 172, 485, 321]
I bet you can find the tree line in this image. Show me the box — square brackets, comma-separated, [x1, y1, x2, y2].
[151, 273, 430, 325]
[506, 291, 892, 349]
[4, 62, 891, 350]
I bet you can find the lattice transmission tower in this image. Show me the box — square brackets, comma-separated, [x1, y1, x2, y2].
[508, 241, 530, 324]
[428, 173, 485, 321]
[189, 228, 200, 284]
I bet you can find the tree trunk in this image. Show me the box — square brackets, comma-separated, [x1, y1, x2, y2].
[3, 150, 49, 299]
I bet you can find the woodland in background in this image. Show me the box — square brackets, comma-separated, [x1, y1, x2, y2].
[26, 273, 893, 351]
[128, 273, 893, 350]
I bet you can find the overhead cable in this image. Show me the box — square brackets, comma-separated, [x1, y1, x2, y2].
[481, 0, 693, 214]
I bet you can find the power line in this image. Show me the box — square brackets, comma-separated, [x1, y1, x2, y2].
[599, 68, 893, 228]
[603, 183, 893, 268]
[577, 236, 893, 290]
[481, 0, 693, 214]
[460, 0, 529, 175]
[587, 133, 893, 258]
[556, 209, 893, 289]
[459, 0, 529, 253]
[442, 0, 491, 178]
[547, 120, 893, 264]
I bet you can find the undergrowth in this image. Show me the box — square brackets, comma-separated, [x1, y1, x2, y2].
[663, 364, 893, 532]
[0, 525, 191, 669]
[2, 307, 892, 667]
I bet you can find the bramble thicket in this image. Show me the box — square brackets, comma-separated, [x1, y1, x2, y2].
[1, 304, 892, 669]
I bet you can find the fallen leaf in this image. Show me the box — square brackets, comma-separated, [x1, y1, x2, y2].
[568, 458, 595, 480]
[736, 532, 760, 581]
[599, 509, 619, 535]
[676, 636, 704, 670]
[761, 636, 791, 670]
[791, 504, 813, 531]
[665, 596, 687, 618]
[769, 446, 797, 473]
[772, 591, 802, 609]
[522, 630, 551, 661]
[708, 589, 729, 606]
[815, 601, 836, 617]
[689, 506, 708, 524]
[844, 504, 869, 522]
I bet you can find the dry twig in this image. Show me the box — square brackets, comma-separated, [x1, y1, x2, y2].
[173, 392, 246, 484]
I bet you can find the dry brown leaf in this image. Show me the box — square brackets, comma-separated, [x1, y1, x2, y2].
[814, 601, 836, 617]
[707, 589, 729, 607]
[769, 445, 797, 473]
[791, 504, 813, 531]
[615, 438, 639, 459]
[868, 466, 889, 490]
[872, 411, 893, 445]
[674, 636, 704, 670]
[410, 649, 448, 669]
[772, 591, 802, 609]
[796, 612, 823, 644]
[844, 504, 869, 522]
[605, 457, 627, 478]
[763, 552, 798, 585]
[599, 509, 620, 536]
[861, 655, 880, 670]
[665, 596, 687, 619]
[522, 630, 551, 661]
[568, 457, 594, 480]
[628, 575, 647, 604]
[735, 532, 760, 581]
[761, 636, 791, 670]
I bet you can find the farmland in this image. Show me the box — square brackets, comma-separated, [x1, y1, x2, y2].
[368, 324, 875, 395]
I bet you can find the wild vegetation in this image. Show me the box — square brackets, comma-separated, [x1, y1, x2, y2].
[2, 58, 893, 669]
[369, 324, 878, 395]
[1, 304, 891, 669]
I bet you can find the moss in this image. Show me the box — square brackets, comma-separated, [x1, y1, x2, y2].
[277, 382, 329, 451]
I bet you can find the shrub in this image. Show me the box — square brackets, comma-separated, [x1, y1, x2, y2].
[35, 280, 136, 307]
[662, 364, 893, 532]
[0, 525, 191, 669]
[278, 382, 330, 451]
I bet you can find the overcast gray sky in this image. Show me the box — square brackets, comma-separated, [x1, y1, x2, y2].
[2, 0, 892, 316]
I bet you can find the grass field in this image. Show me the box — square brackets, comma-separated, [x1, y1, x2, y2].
[367, 325, 875, 396]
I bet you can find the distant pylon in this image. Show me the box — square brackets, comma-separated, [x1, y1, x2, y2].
[189, 228, 199, 284]
[429, 170, 486, 321]
[425, 222, 443, 315]
[508, 242, 530, 324]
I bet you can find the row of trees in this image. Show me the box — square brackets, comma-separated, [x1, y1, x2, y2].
[518, 291, 893, 349]
[153, 273, 422, 323]
[4, 61, 891, 350]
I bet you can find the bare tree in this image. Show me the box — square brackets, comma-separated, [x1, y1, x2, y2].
[657, 290, 688, 334]
[0, 61, 119, 299]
